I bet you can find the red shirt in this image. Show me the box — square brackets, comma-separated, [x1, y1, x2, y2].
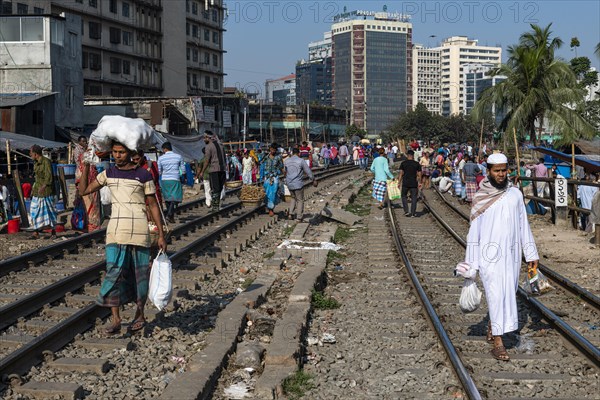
[22, 182, 32, 199]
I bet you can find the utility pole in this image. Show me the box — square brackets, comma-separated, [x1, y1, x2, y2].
[242, 106, 247, 146]
[259, 99, 263, 144]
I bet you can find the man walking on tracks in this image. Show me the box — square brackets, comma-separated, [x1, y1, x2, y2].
[284, 147, 317, 222]
[198, 131, 227, 212]
[398, 150, 422, 217]
[79, 141, 167, 335]
[460, 153, 539, 361]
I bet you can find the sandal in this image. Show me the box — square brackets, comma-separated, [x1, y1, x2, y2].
[128, 319, 146, 332]
[104, 322, 122, 335]
[490, 345, 510, 361]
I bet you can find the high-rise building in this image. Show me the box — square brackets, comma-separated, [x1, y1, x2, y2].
[331, 11, 412, 135]
[431, 36, 501, 116]
[265, 74, 296, 106]
[412, 45, 441, 114]
[4, 0, 225, 97]
[463, 64, 506, 124]
[297, 32, 333, 106]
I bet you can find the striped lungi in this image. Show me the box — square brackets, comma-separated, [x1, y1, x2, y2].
[30, 196, 57, 229]
[372, 180, 387, 202]
[98, 244, 150, 307]
[160, 179, 183, 202]
[465, 181, 477, 203]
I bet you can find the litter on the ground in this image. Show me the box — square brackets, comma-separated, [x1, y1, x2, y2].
[223, 382, 250, 399]
[278, 239, 341, 251]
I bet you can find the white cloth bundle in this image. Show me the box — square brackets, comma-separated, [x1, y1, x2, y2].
[90, 115, 154, 152]
[454, 261, 477, 279]
[459, 278, 482, 313]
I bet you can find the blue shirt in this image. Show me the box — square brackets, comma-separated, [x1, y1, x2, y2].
[284, 155, 314, 190]
[157, 151, 185, 181]
[370, 156, 393, 182]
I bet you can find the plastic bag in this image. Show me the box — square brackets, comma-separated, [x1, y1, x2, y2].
[459, 278, 482, 313]
[523, 268, 552, 295]
[70, 198, 87, 231]
[90, 115, 154, 152]
[387, 179, 401, 201]
[148, 250, 172, 310]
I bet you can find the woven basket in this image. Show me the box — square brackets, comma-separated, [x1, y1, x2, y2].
[241, 199, 263, 207]
[225, 180, 243, 189]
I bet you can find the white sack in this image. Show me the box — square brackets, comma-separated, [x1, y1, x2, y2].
[459, 278, 482, 313]
[100, 186, 111, 205]
[90, 115, 154, 152]
[148, 250, 172, 311]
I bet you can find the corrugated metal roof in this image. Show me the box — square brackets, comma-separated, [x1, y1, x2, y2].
[0, 93, 56, 107]
[0, 131, 68, 150]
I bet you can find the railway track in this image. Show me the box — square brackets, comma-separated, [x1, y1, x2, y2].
[0, 165, 358, 399]
[386, 190, 599, 399]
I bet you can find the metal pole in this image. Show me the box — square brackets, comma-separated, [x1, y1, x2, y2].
[242, 106, 247, 145]
[259, 100, 263, 143]
[6, 140, 11, 176]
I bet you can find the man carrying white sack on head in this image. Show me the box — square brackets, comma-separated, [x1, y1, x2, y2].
[455, 153, 539, 362]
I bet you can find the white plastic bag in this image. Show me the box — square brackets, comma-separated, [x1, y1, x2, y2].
[459, 278, 482, 313]
[148, 250, 172, 311]
[90, 115, 155, 152]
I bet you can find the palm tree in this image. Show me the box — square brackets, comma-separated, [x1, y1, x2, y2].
[595, 42, 600, 59]
[474, 24, 595, 145]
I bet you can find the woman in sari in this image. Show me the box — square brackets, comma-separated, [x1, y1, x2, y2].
[74, 136, 101, 231]
[249, 149, 259, 182]
[262, 143, 283, 216]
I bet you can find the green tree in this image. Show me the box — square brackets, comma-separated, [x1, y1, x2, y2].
[473, 23, 595, 145]
[345, 124, 367, 139]
[570, 37, 580, 56]
[570, 56, 599, 89]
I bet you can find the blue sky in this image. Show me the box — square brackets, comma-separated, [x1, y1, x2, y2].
[222, 0, 600, 96]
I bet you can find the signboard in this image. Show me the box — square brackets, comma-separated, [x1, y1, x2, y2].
[222, 110, 232, 128]
[191, 97, 204, 122]
[555, 178, 567, 207]
[203, 106, 215, 123]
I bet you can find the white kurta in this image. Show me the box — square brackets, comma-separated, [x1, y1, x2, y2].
[465, 187, 539, 335]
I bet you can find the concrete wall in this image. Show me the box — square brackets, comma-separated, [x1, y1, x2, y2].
[162, 1, 188, 97]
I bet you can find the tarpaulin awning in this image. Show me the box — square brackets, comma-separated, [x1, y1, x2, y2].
[152, 131, 206, 163]
[530, 146, 600, 173]
[0, 131, 68, 150]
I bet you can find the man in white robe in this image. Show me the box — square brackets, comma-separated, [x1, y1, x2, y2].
[461, 153, 539, 361]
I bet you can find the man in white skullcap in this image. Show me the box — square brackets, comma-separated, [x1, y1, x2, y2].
[456, 152, 539, 361]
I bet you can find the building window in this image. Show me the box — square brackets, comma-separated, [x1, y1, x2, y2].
[123, 88, 134, 97]
[192, 49, 198, 62]
[89, 0, 97, 8]
[192, 24, 198, 38]
[16, 3, 27, 13]
[186, 23, 189, 36]
[86, 84, 102, 95]
[186, 47, 190, 60]
[204, 52, 209, 65]
[213, 77, 218, 90]
[89, 53, 101, 70]
[110, 87, 121, 97]
[122, 30, 132, 45]
[0, 16, 44, 42]
[185, 0, 189, 12]
[33, 7, 43, 14]
[122, 1, 130, 17]
[65, 86, 74, 109]
[203, 29, 209, 41]
[88, 21, 101, 39]
[109, 0, 117, 13]
[69, 32, 77, 57]
[82, 51, 88, 68]
[212, 54, 218, 67]
[192, 74, 197, 87]
[191, 1, 197, 14]
[205, 76, 210, 89]
[109, 27, 121, 44]
[212, 31, 218, 44]
[212, 9, 218, 22]
[110, 57, 121, 73]
[123, 60, 130, 75]
[1, 1, 12, 14]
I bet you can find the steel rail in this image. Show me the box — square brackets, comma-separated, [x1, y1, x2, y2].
[0, 165, 351, 277]
[423, 192, 600, 368]
[385, 197, 482, 400]
[432, 187, 600, 310]
[0, 166, 359, 380]
[0, 203, 241, 332]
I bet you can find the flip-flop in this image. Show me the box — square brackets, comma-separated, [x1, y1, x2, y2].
[128, 319, 146, 332]
[104, 323, 122, 335]
[490, 345, 510, 361]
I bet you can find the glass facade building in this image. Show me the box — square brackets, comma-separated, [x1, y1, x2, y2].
[295, 58, 332, 106]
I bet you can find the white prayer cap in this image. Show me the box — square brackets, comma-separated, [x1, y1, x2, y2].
[487, 153, 508, 165]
